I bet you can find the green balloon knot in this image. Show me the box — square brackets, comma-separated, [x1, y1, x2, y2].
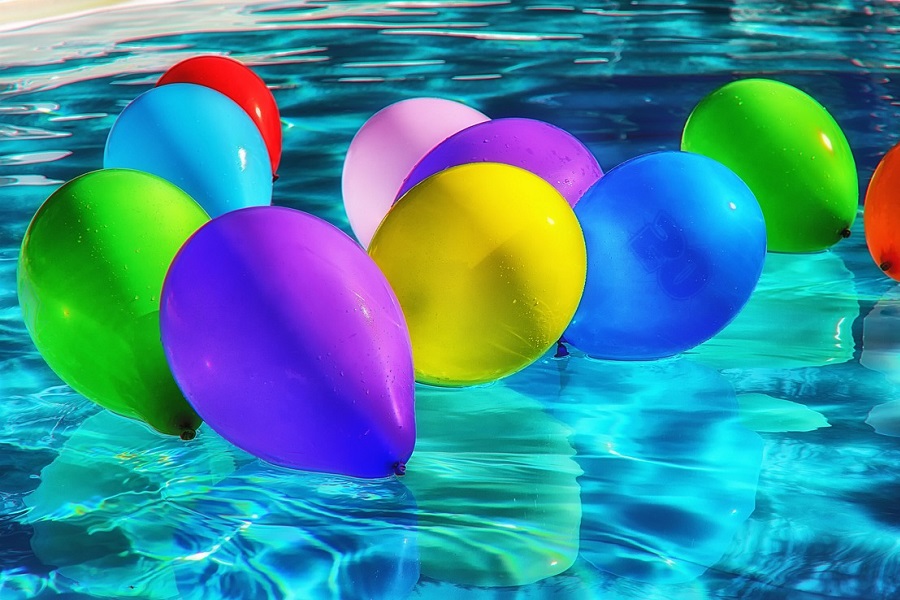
[840, 228, 852, 239]
[180, 428, 197, 441]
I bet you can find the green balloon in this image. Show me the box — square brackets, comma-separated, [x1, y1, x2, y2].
[682, 78, 858, 253]
[17, 169, 210, 438]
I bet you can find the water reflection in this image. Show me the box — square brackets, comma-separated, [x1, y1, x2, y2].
[22, 411, 237, 598]
[861, 284, 900, 384]
[690, 251, 857, 370]
[21, 411, 419, 599]
[859, 284, 900, 438]
[509, 355, 763, 585]
[172, 463, 419, 600]
[403, 385, 582, 588]
[737, 393, 830, 433]
[866, 400, 900, 437]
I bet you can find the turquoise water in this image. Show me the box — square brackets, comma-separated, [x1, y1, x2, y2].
[2, 1, 900, 598]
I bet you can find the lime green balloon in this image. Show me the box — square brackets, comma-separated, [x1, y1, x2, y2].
[682, 78, 858, 253]
[17, 169, 210, 438]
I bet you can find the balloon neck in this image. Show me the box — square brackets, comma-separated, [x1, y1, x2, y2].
[273, 172, 280, 183]
[180, 428, 197, 441]
[881, 261, 892, 272]
[392, 462, 407, 476]
[840, 228, 851, 239]
[554, 340, 569, 358]
[553, 340, 569, 358]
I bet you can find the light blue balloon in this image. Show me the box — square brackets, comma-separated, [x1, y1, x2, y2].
[104, 83, 272, 218]
[564, 150, 767, 360]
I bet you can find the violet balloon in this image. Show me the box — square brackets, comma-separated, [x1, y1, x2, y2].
[395, 118, 602, 205]
[160, 206, 415, 479]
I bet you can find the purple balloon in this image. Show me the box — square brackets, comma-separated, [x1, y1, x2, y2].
[395, 117, 603, 206]
[160, 206, 415, 479]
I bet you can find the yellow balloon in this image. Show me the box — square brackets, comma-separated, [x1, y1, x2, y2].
[369, 162, 586, 386]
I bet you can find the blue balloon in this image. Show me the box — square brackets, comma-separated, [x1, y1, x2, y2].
[564, 151, 766, 360]
[104, 83, 272, 218]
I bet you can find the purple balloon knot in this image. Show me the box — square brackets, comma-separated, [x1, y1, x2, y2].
[392, 462, 407, 476]
[555, 340, 569, 358]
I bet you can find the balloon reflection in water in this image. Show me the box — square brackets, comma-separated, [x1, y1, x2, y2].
[23, 409, 419, 599]
[862, 285, 900, 438]
[22, 411, 236, 599]
[689, 252, 857, 370]
[737, 393, 830, 434]
[508, 356, 763, 584]
[402, 385, 582, 588]
[861, 285, 900, 385]
[171, 463, 420, 600]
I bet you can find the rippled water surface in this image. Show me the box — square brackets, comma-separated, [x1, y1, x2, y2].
[3, 1, 900, 598]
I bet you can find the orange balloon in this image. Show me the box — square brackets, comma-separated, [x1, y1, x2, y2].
[865, 143, 900, 280]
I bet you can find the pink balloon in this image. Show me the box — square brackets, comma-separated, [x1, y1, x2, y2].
[342, 98, 489, 248]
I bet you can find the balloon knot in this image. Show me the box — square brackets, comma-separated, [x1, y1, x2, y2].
[881, 261, 892, 272]
[273, 173, 280, 183]
[554, 340, 569, 358]
[180, 429, 196, 441]
[840, 228, 851, 238]
[392, 462, 407, 476]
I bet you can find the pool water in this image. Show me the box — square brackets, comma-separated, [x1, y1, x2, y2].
[2, 1, 900, 598]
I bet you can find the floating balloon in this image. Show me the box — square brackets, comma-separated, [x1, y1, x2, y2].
[403, 385, 581, 587]
[368, 162, 586, 386]
[564, 151, 766, 360]
[157, 55, 282, 175]
[682, 78, 857, 253]
[342, 97, 488, 247]
[104, 83, 272, 218]
[160, 206, 415, 478]
[396, 117, 602, 206]
[17, 169, 208, 438]
[865, 142, 900, 279]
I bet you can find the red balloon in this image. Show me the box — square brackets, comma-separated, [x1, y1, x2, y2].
[157, 55, 282, 174]
[865, 142, 900, 280]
